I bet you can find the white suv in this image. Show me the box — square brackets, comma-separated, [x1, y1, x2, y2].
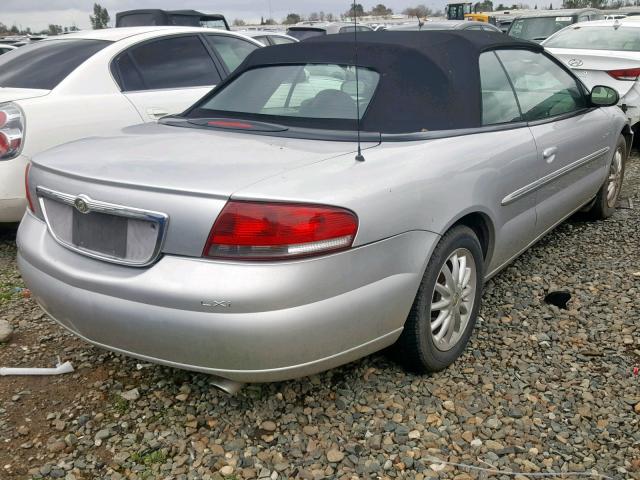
[0, 26, 261, 222]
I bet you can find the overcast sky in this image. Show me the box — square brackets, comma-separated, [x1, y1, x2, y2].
[1, 0, 549, 31]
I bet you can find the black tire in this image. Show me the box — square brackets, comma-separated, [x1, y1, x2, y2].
[588, 135, 626, 220]
[394, 225, 484, 373]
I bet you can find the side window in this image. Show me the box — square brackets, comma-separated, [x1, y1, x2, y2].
[496, 49, 587, 122]
[479, 51, 521, 125]
[117, 35, 221, 91]
[205, 35, 259, 73]
[113, 52, 145, 91]
[271, 36, 296, 45]
[252, 36, 270, 46]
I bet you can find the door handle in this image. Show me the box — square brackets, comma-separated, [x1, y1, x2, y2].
[146, 108, 169, 119]
[543, 147, 558, 163]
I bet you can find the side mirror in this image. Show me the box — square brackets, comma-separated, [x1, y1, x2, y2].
[590, 85, 619, 107]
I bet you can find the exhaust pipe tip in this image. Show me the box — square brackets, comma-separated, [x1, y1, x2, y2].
[210, 375, 244, 395]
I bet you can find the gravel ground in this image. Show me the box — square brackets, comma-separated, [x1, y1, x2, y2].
[0, 156, 639, 480]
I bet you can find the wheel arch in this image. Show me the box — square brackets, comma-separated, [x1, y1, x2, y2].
[444, 210, 495, 268]
[621, 123, 633, 156]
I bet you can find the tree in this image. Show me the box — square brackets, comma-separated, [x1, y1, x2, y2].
[90, 3, 110, 29]
[283, 13, 302, 24]
[232, 19, 246, 26]
[562, 0, 591, 8]
[309, 12, 320, 21]
[264, 18, 277, 25]
[371, 3, 393, 16]
[474, 0, 494, 11]
[345, 3, 365, 18]
[48, 24, 63, 35]
[327, 12, 336, 21]
[403, 5, 433, 17]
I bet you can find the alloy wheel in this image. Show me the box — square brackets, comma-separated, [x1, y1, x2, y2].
[429, 248, 477, 352]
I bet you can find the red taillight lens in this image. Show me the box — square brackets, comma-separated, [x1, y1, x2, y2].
[25, 163, 35, 213]
[207, 120, 254, 129]
[607, 67, 640, 81]
[204, 201, 358, 260]
[0, 132, 9, 157]
[0, 102, 24, 160]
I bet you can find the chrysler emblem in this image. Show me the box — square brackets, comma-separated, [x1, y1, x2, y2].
[568, 59, 583, 67]
[74, 197, 90, 214]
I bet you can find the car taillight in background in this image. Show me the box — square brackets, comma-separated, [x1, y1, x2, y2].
[203, 201, 358, 260]
[0, 102, 24, 160]
[24, 163, 35, 213]
[607, 67, 640, 81]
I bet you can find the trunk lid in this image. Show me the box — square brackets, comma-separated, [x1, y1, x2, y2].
[546, 47, 640, 96]
[0, 87, 50, 104]
[33, 122, 365, 197]
[29, 122, 374, 260]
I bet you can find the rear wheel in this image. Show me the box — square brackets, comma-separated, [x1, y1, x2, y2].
[395, 225, 484, 373]
[588, 135, 626, 220]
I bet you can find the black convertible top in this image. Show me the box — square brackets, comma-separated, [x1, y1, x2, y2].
[189, 31, 543, 134]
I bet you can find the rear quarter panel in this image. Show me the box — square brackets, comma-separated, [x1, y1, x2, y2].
[232, 127, 540, 273]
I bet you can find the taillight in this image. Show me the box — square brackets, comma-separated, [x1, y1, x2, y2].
[607, 67, 640, 81]
[203, 201, 358, 260]
[0, 102, 24, 160]
[25, 163, 35, 213]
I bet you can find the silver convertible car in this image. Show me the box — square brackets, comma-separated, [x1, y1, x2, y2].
[18, 32, 628, 392]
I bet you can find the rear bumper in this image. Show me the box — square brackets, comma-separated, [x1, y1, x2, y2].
[17, 213, 438, 382]
[0, 154, 28, 222]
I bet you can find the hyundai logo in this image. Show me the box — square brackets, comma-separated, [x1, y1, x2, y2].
[568, 59, 583, 67]
[74, 197, 90, 214]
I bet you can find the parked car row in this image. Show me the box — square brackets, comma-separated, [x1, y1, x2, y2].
[0, 27, 263, 222]
[543, 17, 640, 127]
[9, 29, 628, 391]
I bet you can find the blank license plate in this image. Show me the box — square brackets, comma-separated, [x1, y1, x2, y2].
[72, 210, 127, 258]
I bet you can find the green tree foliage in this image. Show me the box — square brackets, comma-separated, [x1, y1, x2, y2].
[371, 4, 394, 15]
[283, 13, 302, 24]
[90, 3, 110, 29]
[562, 0, 607, 7]
[48, 24, 63, 35]
[474, 0, 494, 11]
[403, 5, 433, 17]
[345, 3, 366, 17]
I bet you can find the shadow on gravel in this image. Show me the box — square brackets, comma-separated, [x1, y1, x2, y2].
[0, 223, 18, 242]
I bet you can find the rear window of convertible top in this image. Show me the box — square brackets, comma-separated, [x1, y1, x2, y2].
[187, 64, 381, 129]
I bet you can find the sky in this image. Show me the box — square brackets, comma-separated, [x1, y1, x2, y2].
[0, 0, 546, 31]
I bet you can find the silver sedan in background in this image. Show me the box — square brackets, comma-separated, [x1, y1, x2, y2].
[18, 32, 628, 392]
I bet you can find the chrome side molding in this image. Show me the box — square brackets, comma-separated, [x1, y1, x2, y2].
[502, 147, 610, 206]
